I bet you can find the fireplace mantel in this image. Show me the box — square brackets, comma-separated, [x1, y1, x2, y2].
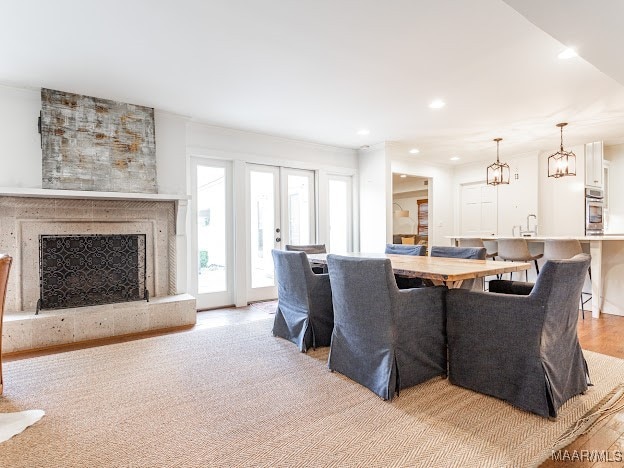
[0, 187, 188, 202]
[0, 187, 189, 235]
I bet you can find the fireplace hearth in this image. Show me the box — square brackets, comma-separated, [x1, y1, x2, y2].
[38, 234, 148, 313]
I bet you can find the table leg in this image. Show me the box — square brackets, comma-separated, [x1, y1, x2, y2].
[431, 279, 464, 289]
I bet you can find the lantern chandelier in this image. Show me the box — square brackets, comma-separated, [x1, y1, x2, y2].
[548, 122, 576, 178]
[486, 138, 510, 186]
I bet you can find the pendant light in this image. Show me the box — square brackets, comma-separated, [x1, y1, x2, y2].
[487, 138, 510, 186]
[547, 122, 576, 178]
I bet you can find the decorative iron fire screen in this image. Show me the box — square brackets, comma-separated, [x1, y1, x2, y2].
[38, 234, 147, 312]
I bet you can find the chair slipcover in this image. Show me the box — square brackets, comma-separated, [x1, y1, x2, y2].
[272, 250, 333, 352]
[385, 244, 426, 289]
[385, 244, 426, 256]
[327, 254, 447, 400]
[430, 246, 486, 290]
[446, 254, 591, 418]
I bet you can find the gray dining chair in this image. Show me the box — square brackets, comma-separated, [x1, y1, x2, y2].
[446, 254, 591, 418]
[327, 254, 447, 400]
[285, 244, 327, 273]
[385, 243, 426, 289]
[429, 246, 487, 290]
[271, 249, 333, 352]
[458, 238, 498, 259]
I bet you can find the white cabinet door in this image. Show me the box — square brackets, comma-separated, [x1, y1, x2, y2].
[585, 141, 603, 188]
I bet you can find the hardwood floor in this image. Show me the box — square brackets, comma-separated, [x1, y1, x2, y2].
[541, 313, 624, 467]
[4, 303, 624, 466]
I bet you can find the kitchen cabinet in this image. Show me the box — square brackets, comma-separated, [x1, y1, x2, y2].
[585, 141, 603, 188]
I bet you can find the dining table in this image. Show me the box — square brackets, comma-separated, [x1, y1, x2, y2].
[307, 252, 531, 289]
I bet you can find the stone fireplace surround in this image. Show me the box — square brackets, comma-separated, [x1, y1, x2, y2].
[0, 189, 195, 353]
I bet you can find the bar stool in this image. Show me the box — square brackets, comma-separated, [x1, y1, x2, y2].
[543, 240, 591, 319]
[458, 238, 498, 259]
[497, 238, 543, 282]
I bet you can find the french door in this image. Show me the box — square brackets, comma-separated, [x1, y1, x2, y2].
[247, 165, 316, 301]
[191, 158, 234, 309]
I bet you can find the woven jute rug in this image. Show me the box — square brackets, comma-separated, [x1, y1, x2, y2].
[0, 315, 622, 467]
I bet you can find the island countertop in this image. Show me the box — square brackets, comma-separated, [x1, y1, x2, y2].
[446, 235, 624, 318]
[447, 235, 624, 241]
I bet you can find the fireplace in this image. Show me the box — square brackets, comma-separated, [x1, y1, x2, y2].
[38, 234, 148, 313]
[0, 193, 196, 354]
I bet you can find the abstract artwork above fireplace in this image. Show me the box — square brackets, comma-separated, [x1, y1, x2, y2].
[40, 88, 157, 193]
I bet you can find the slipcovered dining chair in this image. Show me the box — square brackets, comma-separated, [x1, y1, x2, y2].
[446, 254, 591, 418]
[458, 238, 498, 259]
[429, 246, 487, 290]
[285, 244, 327, 273]
[327, 254, 447, 400]
[385, 243, 426, 289]
[271, 250, 333, 352]
[0, 254, 13, 394]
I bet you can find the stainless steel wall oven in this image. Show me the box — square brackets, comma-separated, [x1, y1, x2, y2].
[585, 187, 604, 235]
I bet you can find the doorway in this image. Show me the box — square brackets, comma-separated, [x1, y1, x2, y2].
[392, 173, 430, 246]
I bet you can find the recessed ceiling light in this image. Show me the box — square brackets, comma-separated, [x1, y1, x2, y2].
[429, 99, 445, 109]
[450, 156, 460, 161]
[409, 148, 420, 155]
[357, 129, 370, 135]
[400, 174, 407, 178]
[558, 48, 578, 59]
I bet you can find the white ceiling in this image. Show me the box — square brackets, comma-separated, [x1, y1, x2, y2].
[2, 0, 624, 165]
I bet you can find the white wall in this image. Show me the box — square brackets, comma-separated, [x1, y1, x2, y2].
[538, 144, 586, 236]
[453, 151, 539, 236]
[187, 122, 358, 171]
[358, 143, 389, 252]
[604, 143, 624, 234]
[0, 85, 44, 187]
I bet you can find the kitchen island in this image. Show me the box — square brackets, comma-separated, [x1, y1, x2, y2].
[447, 235, 624, 318]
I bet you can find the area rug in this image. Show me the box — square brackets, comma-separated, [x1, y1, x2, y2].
[0, 316, 622, 467]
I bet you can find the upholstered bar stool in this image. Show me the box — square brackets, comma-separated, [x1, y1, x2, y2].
[543, 239, 591, 319]
[497, 238, 543, 281]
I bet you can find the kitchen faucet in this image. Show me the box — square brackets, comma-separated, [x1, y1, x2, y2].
[522, 214, 538, 236]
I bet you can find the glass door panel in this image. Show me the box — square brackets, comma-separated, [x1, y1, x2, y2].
[283, 170, 315, 246]
[249, 166, 280, 294]
[191, 158, 233, 309]
[197, 166, 227, 293]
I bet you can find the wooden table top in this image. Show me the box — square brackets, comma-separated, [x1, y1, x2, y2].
[307, 252, 531, 282]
